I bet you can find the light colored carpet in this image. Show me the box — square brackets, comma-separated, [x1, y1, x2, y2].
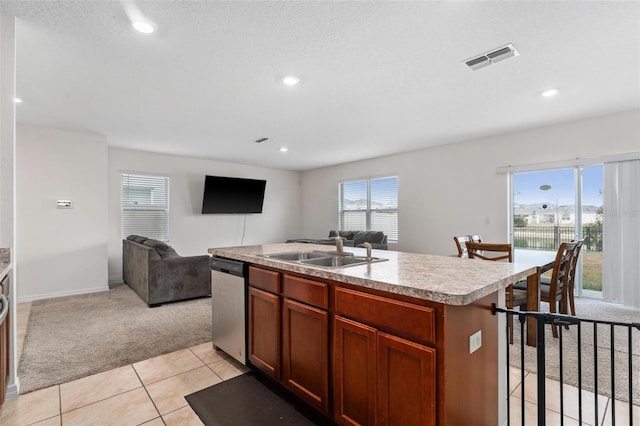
[18, 285, 212, 394]
[509, 297, 640, 405]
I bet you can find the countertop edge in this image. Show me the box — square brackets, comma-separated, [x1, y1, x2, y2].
[209, 245, 536, 306]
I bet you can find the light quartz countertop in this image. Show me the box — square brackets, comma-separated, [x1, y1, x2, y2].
[0, 248, 10, 281]
[209, 243, 538, 306]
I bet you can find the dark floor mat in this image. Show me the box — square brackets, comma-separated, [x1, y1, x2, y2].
[185, 373, 334, 426]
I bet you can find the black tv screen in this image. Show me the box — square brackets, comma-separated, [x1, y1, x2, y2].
[201, 175, 266, 214]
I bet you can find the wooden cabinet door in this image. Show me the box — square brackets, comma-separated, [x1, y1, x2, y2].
[282, 298, 329, 413]
[334, 316, 377, 426]
[377, 332, 436, 426]
[248, 286, 281, 380]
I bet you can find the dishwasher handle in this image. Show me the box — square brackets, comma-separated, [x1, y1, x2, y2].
[210, 257, 245, 277]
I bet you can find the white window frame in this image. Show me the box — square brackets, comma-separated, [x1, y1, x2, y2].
[339, 175, 398, 243]
[121, 173, 170, 241]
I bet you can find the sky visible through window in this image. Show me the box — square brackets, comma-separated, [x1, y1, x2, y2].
[342, 177, 398, 209]
[514, 166, 603, 207]
[342, 180, 367, 205]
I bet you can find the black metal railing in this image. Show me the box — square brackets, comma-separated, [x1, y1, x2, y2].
[493, 306, 640, 425]
[513, 226, 603, 252]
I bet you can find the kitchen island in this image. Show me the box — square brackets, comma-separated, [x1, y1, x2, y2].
[209, 243, 536, 426]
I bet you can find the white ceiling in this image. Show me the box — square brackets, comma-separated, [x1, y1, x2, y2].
[2, 1, 639, 171]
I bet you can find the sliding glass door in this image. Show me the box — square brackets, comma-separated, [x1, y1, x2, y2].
[511, 165, 603, 298]
[581, 166, 604, 296]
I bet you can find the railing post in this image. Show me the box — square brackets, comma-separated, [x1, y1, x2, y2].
[494, 307, 636, 426]
[585, 226, 591, 251]
[537, 316, 546, 426]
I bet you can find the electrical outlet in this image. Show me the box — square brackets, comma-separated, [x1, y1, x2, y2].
[469, 330, 482, 354]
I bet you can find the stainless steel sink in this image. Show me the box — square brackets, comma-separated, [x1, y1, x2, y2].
[259, 251, 387, 269]
[261, 251, 333, 261]
[299, 256, 386, 268]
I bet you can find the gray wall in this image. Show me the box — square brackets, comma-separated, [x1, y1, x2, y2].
[16, 124, 109, 301]
[300, 110, 640, 256]
[107, 148, 302, 283]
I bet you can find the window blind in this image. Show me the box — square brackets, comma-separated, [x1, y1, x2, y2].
[339, 176, 398, 242]
[121, 173, 169, 241]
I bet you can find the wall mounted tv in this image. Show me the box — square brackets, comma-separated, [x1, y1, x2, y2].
[201, 175, 267, 214]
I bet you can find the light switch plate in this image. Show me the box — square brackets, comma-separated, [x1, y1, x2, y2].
[469, 330, 482, 354]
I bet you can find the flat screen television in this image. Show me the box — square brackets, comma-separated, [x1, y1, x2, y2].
[201, 175, 267, 214]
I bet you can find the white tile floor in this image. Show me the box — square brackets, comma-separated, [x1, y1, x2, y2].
[508, 367, 640, 425]
[0, 340, 248, 426]
[3, 303, 639, 425]
[1, 302, 249, 426]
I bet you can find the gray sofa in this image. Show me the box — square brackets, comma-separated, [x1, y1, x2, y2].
[286, 230, 388, 250]
[123, 235, 211, 307]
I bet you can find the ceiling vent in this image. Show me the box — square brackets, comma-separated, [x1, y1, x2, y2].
[463, 44, 519, 71]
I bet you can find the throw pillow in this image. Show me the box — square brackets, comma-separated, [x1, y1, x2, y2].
[143, 239, 180, 258]
[329, 230, 355, 241]
[353, 231, 385, 246]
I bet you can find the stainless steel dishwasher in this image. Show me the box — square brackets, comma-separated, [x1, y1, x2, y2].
[210, 257, 246, 365]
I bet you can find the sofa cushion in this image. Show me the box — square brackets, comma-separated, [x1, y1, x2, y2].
[353, 231, 386, 246]
[130, 235, 149, 244]
[328, 230, 355, 241]
[143, 239, 181, 259]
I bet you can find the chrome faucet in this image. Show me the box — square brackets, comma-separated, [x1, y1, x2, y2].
[334, 235, 344, 253]
[362, 242, 372, 262]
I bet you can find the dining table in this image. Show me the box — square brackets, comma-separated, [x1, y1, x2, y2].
[513, 249, 558, 347]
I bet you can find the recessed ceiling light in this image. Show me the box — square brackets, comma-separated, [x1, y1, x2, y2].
[279, 147, 288, 153]
[132, 21, 155, 34]
[541, 88, 559, 98]
[13, 97, 22, 103]
[282, 76, 300, 86]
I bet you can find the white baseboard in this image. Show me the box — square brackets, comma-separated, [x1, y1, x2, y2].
[17, 285, 110, 303]
[6, 380, 19, 399]
[108, 275, 123, 285]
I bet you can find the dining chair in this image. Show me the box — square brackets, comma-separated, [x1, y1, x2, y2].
[565, 240, 584, 316]
[453, 235, 472, 257]
[470, 234, 483, 243]
[540, 240, 583, 318]
[465, 241, 526, 344]
[539, 240, 580, 337]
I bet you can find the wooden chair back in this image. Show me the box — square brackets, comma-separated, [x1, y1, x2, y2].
[453, 235, 472, 257]
[465, 242, 512, 262]
[546, 241, 580, 305]
[465, 240, 522, 345]
[565, 239, 584, 315]
[453, 234, 483, 257]
[470, 234, 483, 243]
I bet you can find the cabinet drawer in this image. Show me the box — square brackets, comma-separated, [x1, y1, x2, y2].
[249, 266, 280, 293]
[282, 275, 328, 309]
[335, 287, 435, 346]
